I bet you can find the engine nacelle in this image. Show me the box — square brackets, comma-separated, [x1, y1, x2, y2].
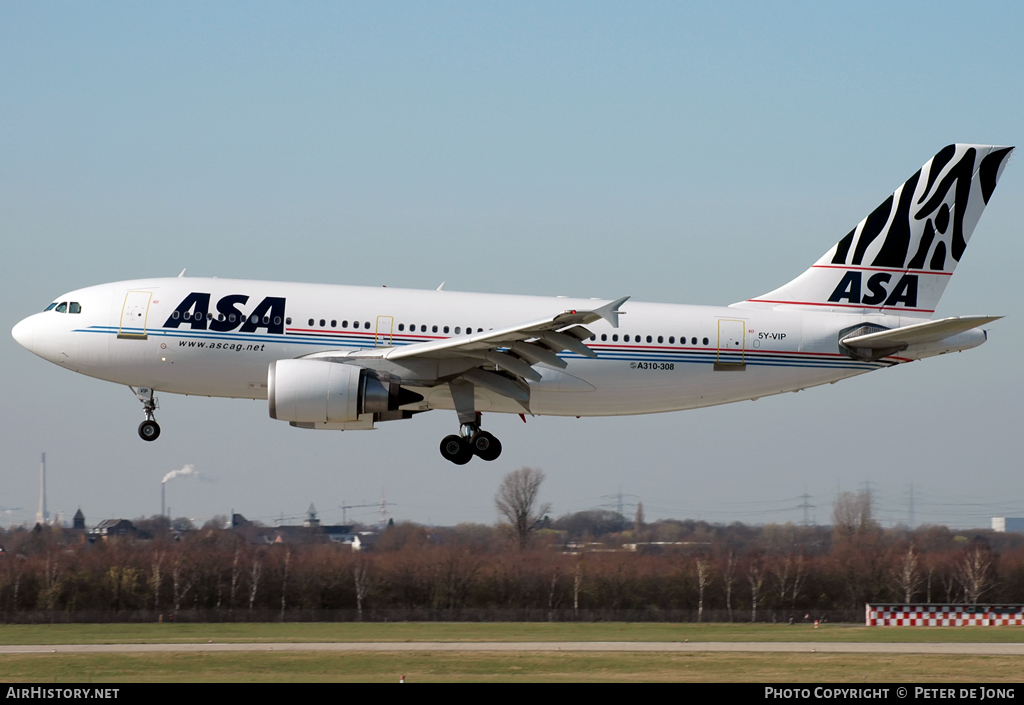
[268, 359, 404, 424]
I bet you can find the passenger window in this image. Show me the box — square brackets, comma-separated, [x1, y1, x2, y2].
[624, 334, 630, 342]
[286, 317, 292, 325]
[308, 319, 314, 326]
[44, 303, 57, 312]
[703, 337, 709, 345]
[612, 334, 619, 342]
[669, 336, 675, 344]
[364, 322, 370, 329]
[589, 335, 595, 341]
[342, 320, 348, 328]
[443, 326, 450, 334]
[229, 314, 236, 322]
[172, 311, 180, 320]
[646, 335, 652, 343]
[691, 337, 697, 345]
[353, 321, 359, 328]
[398, 324, 405, 331]
[432, 325, 438, 333]
[657, 336, 663, 343]
[330, 320, 336, 327]
[55, 302, 67, 313]
[319, 319, 326, 327]
[69, 302, 82, 314]
[206, 312, 213, 321]
[421, 325, 427, 332]
[263, 316, 269, 324]
[601, 334, 607, 341]
[274, 316, 282, 325]
[454, 327, 461, 334]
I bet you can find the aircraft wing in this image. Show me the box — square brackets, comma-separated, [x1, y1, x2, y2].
[302, 296, 629, 405]
[841, 315, 1002, 349]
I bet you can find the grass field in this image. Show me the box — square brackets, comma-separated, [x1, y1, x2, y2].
[1, 651, 1023, 683]
[1, 621, 1023, 645]
[2, 623, 1022, 682]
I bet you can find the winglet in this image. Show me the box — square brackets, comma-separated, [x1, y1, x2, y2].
[593, 296, 630, 328]
[177, 268, 187, 278]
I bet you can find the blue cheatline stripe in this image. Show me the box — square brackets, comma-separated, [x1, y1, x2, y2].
[77, 326, 885, 371]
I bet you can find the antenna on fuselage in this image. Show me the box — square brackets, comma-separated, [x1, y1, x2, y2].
[436, 282, 445, 291]
[177, 268, 187, 278]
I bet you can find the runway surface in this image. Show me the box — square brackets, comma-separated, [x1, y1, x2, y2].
[3, 642, 1023, 655]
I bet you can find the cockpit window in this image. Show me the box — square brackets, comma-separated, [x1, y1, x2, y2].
[55, 302, 68, 313]
[69, 302, 82, 314]
[44, 303, 58, 312]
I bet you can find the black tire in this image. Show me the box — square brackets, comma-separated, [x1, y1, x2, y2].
[138, 420, 161, 442]
[471, 431, 502, 461]
[439, 434, 473, 465]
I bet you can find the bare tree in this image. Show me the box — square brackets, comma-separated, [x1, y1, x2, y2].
[494, 467, 552, 550]
[171, 549, 195, 613]
[770, 553, 792, 611]
[894, 543, 922, 603]
[547, 568, 559, 622]
[573, 559, 583, 618]
[280, 548, 291, 620]
[695, 557, 712, 622]
[957, 544, 993, 605]
[248, 550, 262, 611]
[354, 559, 370, 621]
[722, 552, 736, 622]
[747, 556, 766, 623]
[229, 546, 241, 613]
[790, 554, 807, 610]
[150, 549, 164, 610]
[833, 490, 875, 536]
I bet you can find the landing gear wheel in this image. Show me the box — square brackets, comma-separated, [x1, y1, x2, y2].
[471, 431, 502, 461]
[440, 434, 473, 465]
[138, 420, 161, 442]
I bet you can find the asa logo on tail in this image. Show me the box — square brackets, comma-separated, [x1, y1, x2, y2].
[163, 293, 287, 334]
[828, 272, 918, 308]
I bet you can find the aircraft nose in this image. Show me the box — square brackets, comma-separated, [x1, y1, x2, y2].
[11, 315, 36, 352]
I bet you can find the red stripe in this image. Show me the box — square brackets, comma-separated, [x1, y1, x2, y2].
[812, 264, 952, 276]
[746, 299, 935, 313]
[287, 328, 446, 340]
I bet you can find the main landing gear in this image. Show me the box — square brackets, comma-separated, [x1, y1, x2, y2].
[439, 423, 502, 465]
[132, 386, 161, 442]
[439, 379, 503, 464]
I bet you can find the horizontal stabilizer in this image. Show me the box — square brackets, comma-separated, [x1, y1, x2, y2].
[841, 315, 1002, 349]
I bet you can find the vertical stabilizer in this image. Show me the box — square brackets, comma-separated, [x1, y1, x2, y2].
[734, 144, 1013, 317]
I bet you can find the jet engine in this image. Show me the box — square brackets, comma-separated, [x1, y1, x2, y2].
[268, 359, 419, 424]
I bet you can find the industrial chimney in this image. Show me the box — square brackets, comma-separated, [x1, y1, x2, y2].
[36, 453, 48, 525]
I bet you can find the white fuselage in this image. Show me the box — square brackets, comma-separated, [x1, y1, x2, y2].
[12, 277, 985, 421]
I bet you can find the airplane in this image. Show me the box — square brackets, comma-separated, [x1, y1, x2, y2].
[11, 144, 1013, 464]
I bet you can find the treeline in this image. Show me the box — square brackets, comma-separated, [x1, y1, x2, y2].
[1, 513, 1023, 622]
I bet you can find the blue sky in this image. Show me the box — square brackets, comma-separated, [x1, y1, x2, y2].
[2, 2, 1022, 528]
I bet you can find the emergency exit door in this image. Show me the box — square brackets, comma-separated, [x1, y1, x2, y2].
[375, 316, 394, 347]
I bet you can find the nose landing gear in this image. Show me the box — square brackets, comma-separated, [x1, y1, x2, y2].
[131, 386, 161, 442]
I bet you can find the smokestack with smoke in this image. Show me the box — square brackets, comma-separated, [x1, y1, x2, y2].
[162, 464, 197, 518]
[163, 464, 198, 484]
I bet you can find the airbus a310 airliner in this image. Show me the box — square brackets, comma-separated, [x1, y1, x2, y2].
[12, 144, 1013, 464]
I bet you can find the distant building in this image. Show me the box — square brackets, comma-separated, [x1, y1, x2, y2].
[303, 504, 320, 528]
[89, 519, 139, 539]
[73, 509, 85, 530]
[992, 517, 1024, 534]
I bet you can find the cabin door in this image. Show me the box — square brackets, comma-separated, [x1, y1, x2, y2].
[118, 291, 153, 340]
